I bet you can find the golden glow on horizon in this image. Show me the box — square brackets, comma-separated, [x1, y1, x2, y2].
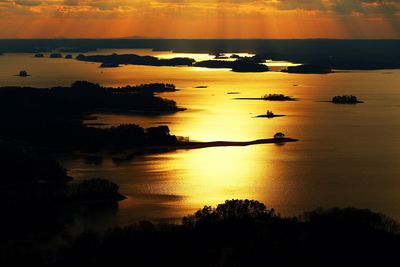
[0, 1, 399, 38]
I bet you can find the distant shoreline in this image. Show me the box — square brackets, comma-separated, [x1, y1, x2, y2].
[1, 39, 399, 71]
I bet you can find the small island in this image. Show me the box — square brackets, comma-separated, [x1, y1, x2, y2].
[17, 70, 29, 77]
[50, 53, 62, 58]
[213, 53, 229, 59]
[34, 53, 44, 58]
[235, 94, 296, 101]
[255, 110, 285, 118]
[331, 95, 364, 104]
[282, 64, 332, 74]
[263, 94, 296, 101]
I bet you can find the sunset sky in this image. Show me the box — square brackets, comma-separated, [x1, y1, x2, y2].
[0, 0, 399, 38]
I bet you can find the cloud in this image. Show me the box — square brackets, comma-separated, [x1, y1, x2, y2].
[0, 0, 400, 19]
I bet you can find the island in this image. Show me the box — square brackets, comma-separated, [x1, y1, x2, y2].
[235, 94, 296, 101]
[282, 64, 332, 74]
[263, 94, 296, 101]
[114, 83, 178, 93]
[230, 54, 241, 59]
[34, 53, 44, 58]
[232, 62, 268, 72]
[331, 95, 364, 104]
[255, 110, 286, 118]
[17, 70, 29, 77]
[213, 53, 229, 59]
[0, 81, 296, 157]
[194, 58, 269, 72]
[77, 53, 195, 67]
[76, 53, 270, 73]
[50, 53, 62, 58]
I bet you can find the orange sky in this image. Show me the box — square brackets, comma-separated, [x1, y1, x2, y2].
[0, 0, 399, 38]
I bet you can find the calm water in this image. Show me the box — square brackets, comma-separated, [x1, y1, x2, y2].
[1, 50, 400, 230]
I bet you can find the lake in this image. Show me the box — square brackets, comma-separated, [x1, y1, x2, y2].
[1, 50, 400, 231]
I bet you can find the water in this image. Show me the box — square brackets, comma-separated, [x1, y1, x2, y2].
[1, 50, 400, 230]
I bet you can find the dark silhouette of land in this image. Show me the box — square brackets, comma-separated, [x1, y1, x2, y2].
[77, 53, 195, 67]
[77, 54, 269, 72]
[0, 81, 184, 154]
[2, 199, 400, 266]
[0, 140, 125, 245]
[1, 39, 400, 70]
[0, 81, 182, 117]
[50, 53, 62, 58]
[194, 58, 269, 72]
[236, 94, 297, 101]
[0, 81, 295, 156]
[100, 62, 120, 68]
[282, 64, 332, 74]
[17, 70, 29, 77]
[331, 95, 364, 104]
[255, 110, 286, 118]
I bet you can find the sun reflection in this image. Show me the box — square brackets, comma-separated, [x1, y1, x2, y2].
[154, 146, 277, 210]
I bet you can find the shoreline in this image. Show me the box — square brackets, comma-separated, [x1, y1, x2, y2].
[78, 138, 300, 162]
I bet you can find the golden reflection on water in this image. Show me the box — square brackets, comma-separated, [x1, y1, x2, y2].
[161, 147, 270, 206]
[3, 51, 400, 225]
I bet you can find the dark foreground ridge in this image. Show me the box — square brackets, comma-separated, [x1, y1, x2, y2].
[2, 199, 400, 266]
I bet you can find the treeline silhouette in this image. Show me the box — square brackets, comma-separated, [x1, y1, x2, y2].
[77, 54, 269, 72]
[115, 83, 177, 93]
[0, 81, 180, 151]
[332, 95, 362, 104]
[0, 140, 124, 240]
[0, 80, 180, 118]
[194, 58, 269, 72]
[77, 54, 195, 67]
[1, 39, 400, 70]
[2, 199, 400, 266]
[282, 63, 332, 74]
